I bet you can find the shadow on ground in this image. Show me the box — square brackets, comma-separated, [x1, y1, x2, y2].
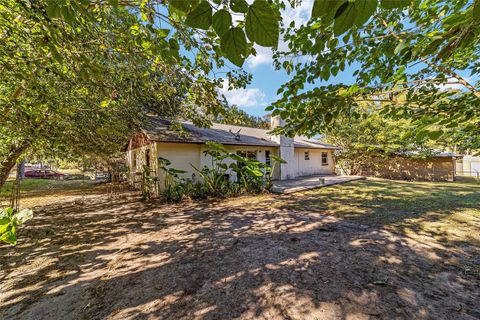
[0, 179, 479, 319]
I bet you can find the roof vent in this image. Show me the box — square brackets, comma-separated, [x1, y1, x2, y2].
[229, 129, 242, 141]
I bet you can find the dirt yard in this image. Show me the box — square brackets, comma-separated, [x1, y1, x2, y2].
[1, 179, 479, 319]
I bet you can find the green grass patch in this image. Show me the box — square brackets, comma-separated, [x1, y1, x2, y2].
[0, 179, 54, 198]
[274, 179, 480, 245]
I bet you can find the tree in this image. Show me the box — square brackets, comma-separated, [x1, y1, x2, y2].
[214, 104, 270, 129]
[270, 0, 480, 150]
[322, 104, 440, 174]
[0, 0, 289, 187]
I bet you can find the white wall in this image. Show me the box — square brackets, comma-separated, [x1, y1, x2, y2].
[156, 142, 201, 182]
[294, 149, 335, 177]
[457, 156, 480, 177]
[126, 142, 336, 186]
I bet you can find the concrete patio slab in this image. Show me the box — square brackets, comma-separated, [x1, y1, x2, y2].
[271, 174, 365, 194]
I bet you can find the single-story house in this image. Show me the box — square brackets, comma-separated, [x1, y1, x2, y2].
[359, 151, 463, 182]
[126, 116, 339, 185]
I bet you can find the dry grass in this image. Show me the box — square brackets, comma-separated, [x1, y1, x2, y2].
[0, 179, 479, 320]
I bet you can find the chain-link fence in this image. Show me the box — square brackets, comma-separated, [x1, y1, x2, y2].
[0, 166, 134, 211]
[455, 170, 480, 182]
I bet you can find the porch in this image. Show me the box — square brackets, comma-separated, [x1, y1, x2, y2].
[271, 174, 365, 194]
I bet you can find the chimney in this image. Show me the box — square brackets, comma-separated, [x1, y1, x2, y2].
[270, 115, 295, 180]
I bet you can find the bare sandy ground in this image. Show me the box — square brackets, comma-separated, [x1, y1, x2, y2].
[1, 180, 479, 320]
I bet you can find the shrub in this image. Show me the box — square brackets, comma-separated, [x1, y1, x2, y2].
[152, 142, 286, 203]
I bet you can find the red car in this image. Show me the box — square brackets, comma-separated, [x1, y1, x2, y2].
[25, 170, 67, 179]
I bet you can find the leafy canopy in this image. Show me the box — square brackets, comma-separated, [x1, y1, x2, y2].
[270, 0, 480, 151]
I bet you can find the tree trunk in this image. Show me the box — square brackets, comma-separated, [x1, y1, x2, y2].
[17, 159, 26, 180]
[0, 141, 30, 188]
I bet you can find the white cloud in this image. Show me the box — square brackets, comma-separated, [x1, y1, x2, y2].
[435, 77, 472, 91]
[244, 0, 314, 70]
[282, 0, 314, 27]
[218, 80, 266, 107]
[246, 46, 275, 69]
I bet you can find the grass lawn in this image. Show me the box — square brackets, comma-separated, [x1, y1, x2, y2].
[0, 179, 53, 198]
[0, 179, 479, 319]
[274, 179, 480, 248]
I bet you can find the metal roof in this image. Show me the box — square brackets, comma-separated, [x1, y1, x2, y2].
[143, 118, 339, 150]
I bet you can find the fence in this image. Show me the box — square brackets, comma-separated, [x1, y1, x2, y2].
[455, 170, 480, 182]
[0, 169, 133, 211]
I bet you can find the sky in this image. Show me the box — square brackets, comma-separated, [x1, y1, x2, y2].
[177, 0, 477, 119]
[218, 0, 355, 118]
[216, 1, 478, 118]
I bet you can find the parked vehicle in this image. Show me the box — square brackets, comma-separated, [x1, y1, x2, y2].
[95, 172, 110, 180]
[24, 170, 67, 179]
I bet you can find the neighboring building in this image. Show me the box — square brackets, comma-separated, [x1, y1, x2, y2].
[456, 156, 480, 178]
[125, 116, 339, 185]
[359, 152, 462, 182]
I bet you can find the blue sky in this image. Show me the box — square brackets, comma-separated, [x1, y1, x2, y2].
[216, 0, 360, 117]
[181, 0, 477, 118]
[219, 54, 357, 117]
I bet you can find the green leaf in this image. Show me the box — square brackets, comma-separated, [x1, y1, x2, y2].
[415, 130, 428, 140]
[221, 27, 247, 66]
[230, 0, 249, 13]
[0, 225, 16, 245]
[169, 0, 198, 13]
[428, 130, 443, 140]
[169, 38, 179, 50]
[312, 0, 345, 23]
[474, 0, 480, 20]
[186, 1, 212, 30]
[46, 2, 61, 19]
[380, 0, 411, 9]
[245, 0, 279, 47]
[270, 155, 287, 164]
[156, 28, 170, 38]
[15, 209, 33, 225]
[0, 218, 10, 234]
[422, 38, 443, 56]
[333, 2, 356, 36]
[394, 40, 406, 55]
[212, 9, 232, 37]
[353, 0, 377, 27]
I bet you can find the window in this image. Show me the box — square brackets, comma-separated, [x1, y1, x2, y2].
[145, 149, 151, 167]
[304, 151, 310, 160]
[321, 152, 328, 166]
[265, 150, 271, 167]
[237, 150, 256, 160]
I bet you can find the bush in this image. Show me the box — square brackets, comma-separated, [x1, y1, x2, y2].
[152, 142, 286, 203]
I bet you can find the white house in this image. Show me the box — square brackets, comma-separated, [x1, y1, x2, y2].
[456, 155, 480, 178]
[126, 116, 339, 184]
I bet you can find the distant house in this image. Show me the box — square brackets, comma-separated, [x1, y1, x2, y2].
[359, 152, 462, 182]
[126, 116, 339, 184]
[456, 156, 480, 179]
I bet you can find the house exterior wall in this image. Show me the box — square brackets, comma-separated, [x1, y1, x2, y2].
[270, 116, 295, 179]
[360, 156, 456, 181]
[156, 142, 202, 182]
[126, 140, 337, 187]
[456, 156, 480, 177]
[294, 149, 336, 177]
